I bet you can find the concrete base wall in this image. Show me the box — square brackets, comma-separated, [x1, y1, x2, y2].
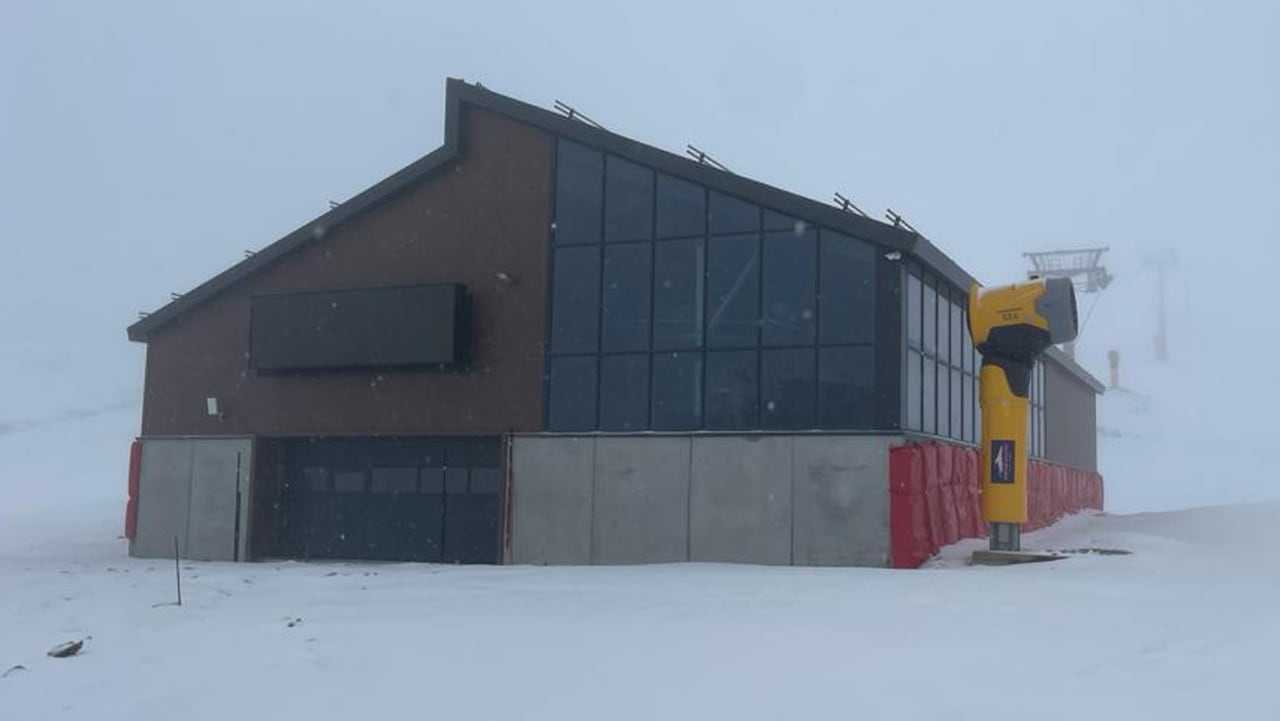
[592, 437, 691, 564]
[510, 437, 594, 564]
[131, 437, 253, 562]
[690, 436, 792, 565]
[511, 434, 897, 567]
[792, 436, 893, 566]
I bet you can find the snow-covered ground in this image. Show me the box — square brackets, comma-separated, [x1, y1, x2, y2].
[3, 361, 1279, 720]
[3, 500, 1278, 719]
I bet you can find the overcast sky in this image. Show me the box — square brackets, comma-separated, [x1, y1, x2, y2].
[3, 1, 1277, 426]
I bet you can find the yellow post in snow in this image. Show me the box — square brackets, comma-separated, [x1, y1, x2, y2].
[968, 277, 1078, 551]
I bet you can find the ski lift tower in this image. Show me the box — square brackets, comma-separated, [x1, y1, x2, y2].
[1142, 249, 1178, 363]
[1022, 247, 1113, 359]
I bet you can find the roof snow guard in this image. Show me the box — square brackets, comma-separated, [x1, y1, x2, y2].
[126, 78, 1103, 394]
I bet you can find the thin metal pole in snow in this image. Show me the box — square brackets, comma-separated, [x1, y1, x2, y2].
[174, 535, 182, 607]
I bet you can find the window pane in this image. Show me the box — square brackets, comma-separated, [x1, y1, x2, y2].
[554, 141, 603, 246]
[548, 355, 598, 431]
[604, 156, 653, 243]
[420, 467, 444, 494]
[1038, 363, 1046, 407]
[705, 350, 758, 430]
[763, 209, 806, 233]
[706, 234, 759, 348]
[653, 237, 705, 350]
[333, 469, 366, 494]
[445, 468, 469, 495]
[1027, 402, 1034, 453]
[922, 356, 936, 434]
[950, 368, 963, 440]
[922, 279, 937, 355]
[651, 352, 702, 430]
[962, 373, 974, 442]
[819, 231, 876, 345]
[656, 173, 705, 239]
[550, 246, 600, 354]
[762, 229, 817, 346]
[1038, 406, 1046, 456]
[1029, 364, 1036, 406]
[371, 467, 417, 494]
[906, 271, 922, 347]
[936, 288, 951, 368]
[937, 359, 950, 437]
[602, 243, 651, 352]
[303, 466, 328, 492]
[1030, 362, 1038, 406]
[599, 354, 649, 431]
[974, 378, 983, 443]
[709, 192, 759, 235]
[950, 299, 963, 367]
[469, 468, 502, 495]
[761, 347, 816, 430]
[819, 346, 874, 428]
[906, 351, 922, 430]
[962, 314, 975, 372]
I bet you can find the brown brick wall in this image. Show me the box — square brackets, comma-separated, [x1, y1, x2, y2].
[141, 106, 553, 437]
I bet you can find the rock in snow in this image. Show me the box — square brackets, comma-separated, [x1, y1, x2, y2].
[46, 640, 83, 658]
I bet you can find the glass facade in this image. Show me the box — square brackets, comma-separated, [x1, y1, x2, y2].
[1029, 360, 1046, 458]
[903, 263, 978, 445]
[547, 139, 880, 432]
[903, 261, 1046, 455]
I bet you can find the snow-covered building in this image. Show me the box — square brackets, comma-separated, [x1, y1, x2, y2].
[124, 79, 1104, 567]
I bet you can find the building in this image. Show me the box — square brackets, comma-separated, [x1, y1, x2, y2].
[124, 78, 1104, 568]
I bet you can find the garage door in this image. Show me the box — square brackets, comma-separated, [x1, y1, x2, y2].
[275, 437, 502, 563]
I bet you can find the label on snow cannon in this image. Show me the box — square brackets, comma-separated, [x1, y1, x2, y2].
[991, 440, 1015, 484]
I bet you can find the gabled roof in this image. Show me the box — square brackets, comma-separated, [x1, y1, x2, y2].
[126, 78, 961, 342]
[126, 78, 1103, 393]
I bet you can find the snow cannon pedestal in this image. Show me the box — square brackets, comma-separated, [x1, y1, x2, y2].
[970, 549, 1066, 566]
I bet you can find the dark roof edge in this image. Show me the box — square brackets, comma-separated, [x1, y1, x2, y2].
[128, 77, 920, 342]
[450, 80, 922, 252]
[1043, 346, 1107, 394]
[122, 77, 1107, 394]
[911, 236, 977, 294]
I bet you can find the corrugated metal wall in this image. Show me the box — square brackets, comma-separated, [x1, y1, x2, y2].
[1044, 358, 1099, 472]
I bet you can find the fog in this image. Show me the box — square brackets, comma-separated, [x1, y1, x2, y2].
[3, 2, 1277, 488]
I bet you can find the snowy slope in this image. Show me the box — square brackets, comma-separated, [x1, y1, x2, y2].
[1097, 360, 1278, 513]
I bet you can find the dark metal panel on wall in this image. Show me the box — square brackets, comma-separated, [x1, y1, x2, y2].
[249, 283, 468, 372]
[248, 438, 281, 560]
[1044, 360, 1099, 472]
[139, 107, 554, 437]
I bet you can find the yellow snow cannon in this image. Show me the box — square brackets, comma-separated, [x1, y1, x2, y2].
[968, 276, 1077, 552]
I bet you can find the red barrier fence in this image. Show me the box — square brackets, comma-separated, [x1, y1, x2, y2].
[124, 438, 142, 541]
[889, 441, 1103, 568]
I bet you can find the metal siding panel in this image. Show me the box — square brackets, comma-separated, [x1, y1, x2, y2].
[1044, 360, 1099, 471]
